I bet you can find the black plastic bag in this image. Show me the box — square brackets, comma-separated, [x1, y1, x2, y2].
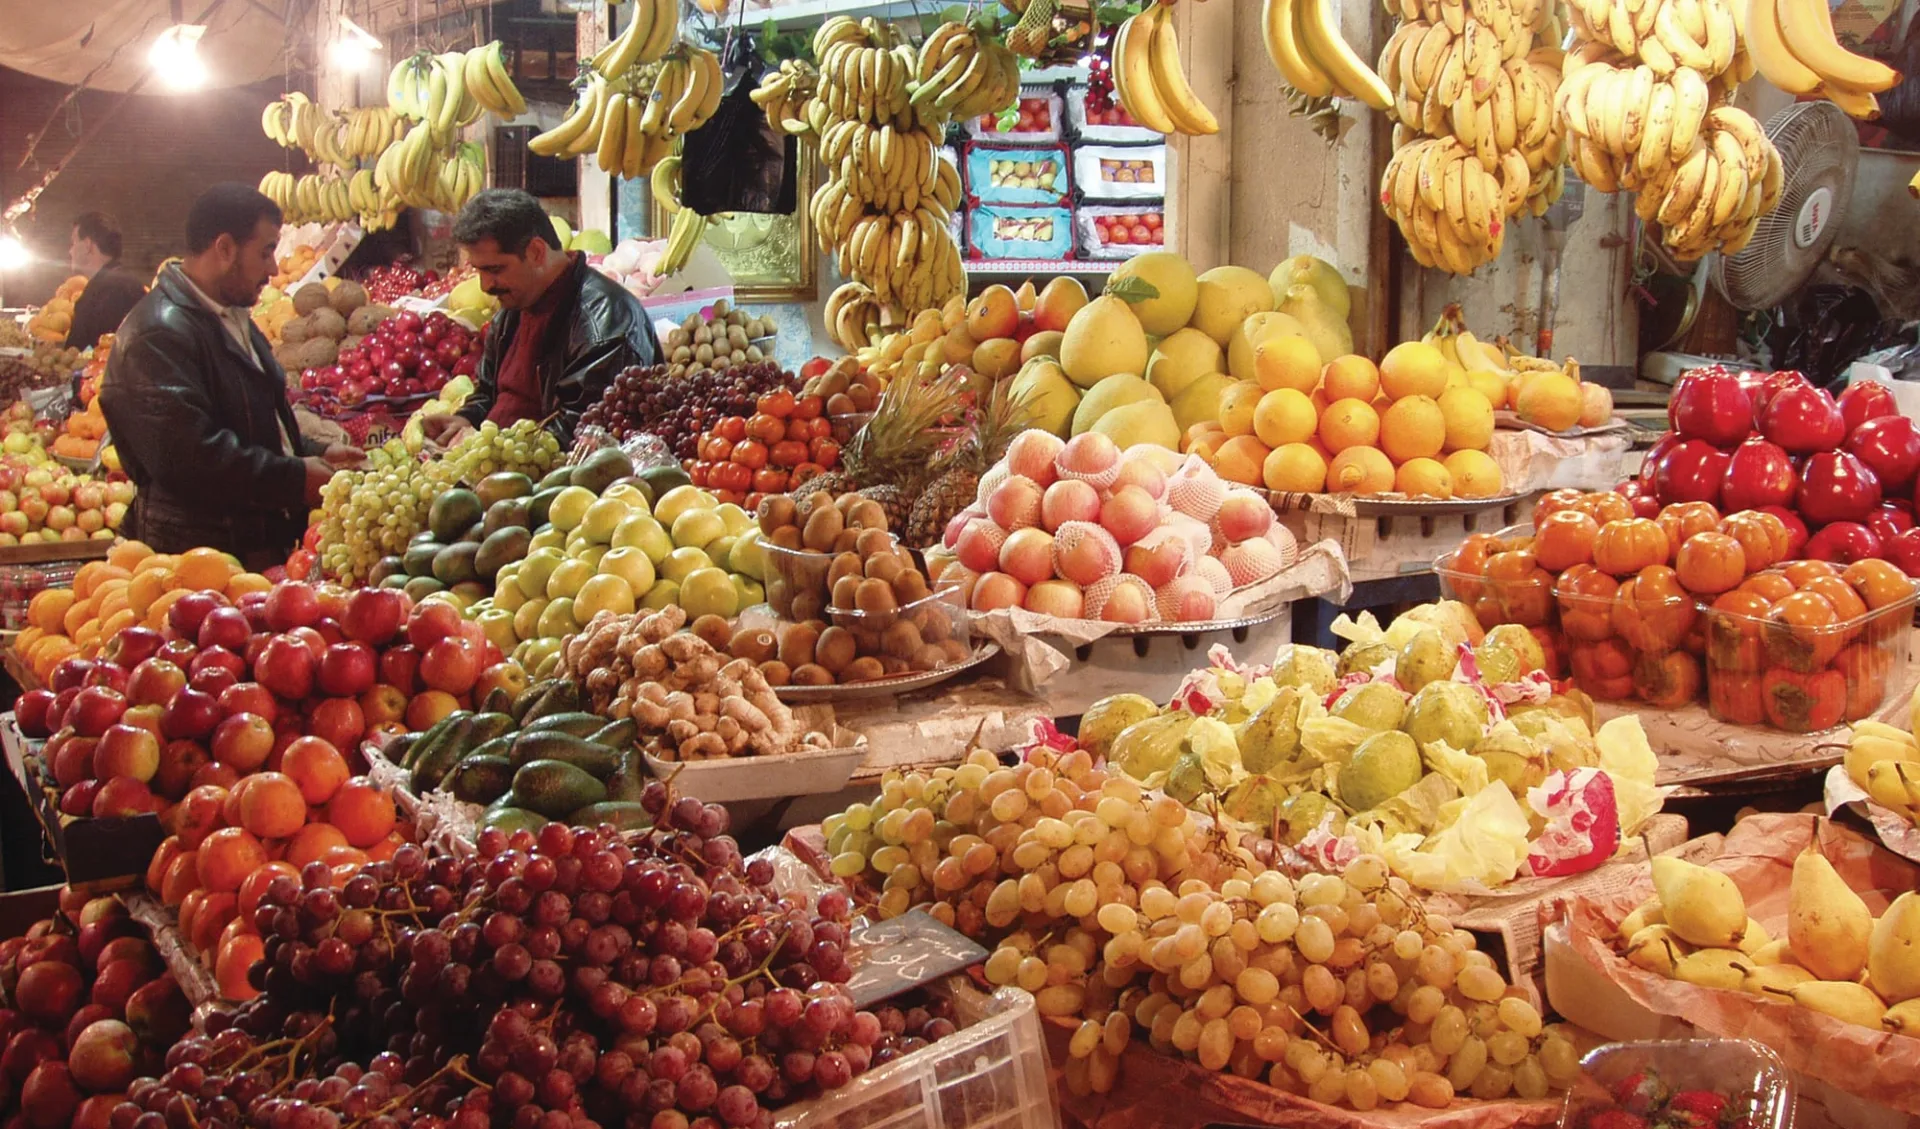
[680, 50, 797, 216]
[1766, 284, 1908, 388]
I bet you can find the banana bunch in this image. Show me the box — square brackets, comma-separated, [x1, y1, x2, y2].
[651, 155, 685, 215]
[851, 305, 951, 382]
[815, 18, 919, 127]
[1259, 0, 1393, 109]
[1845, 714, 1920, 823]
[387, 52, 489, 144]
[260, 172, 354, 225]
[823, 281, 892, 352]
[749, 59, 819, 136]
[1111, 3, 1220, 135]
[344, 107, 406, 160]
[1910, 168, 1920, 200]
[818, 121, 961, 216]
[1381, 138, 1524, 271]
[1742, 0, 1900, 117]
[1422, 302, 1520, 380]
[463, 41, 529, 119]
[528, 49, 721, 176]
[907, 19, 1022, 125]
[261, 92, 323, 153]
[589, 0, 679, 78]
[658, 207, 710, 276]
[376, 121, 487, 215]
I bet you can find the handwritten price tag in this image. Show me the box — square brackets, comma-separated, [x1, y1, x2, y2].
[843, 912, 988, 1008]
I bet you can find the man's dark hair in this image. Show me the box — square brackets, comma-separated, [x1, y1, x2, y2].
[453, 189, 555, 256]
[73, 212, 122, 260]
[185, 183, 281, 255]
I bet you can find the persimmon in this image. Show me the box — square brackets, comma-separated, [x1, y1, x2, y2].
[1656, 502, 1721, 561]
[1737, 572, 1795, 603]
[1763, 590, 1842, 671]
[1578, 491, 1634, 526]
[1708, 669, 1767, 726]
[1842, 558, 1917, 611]
[1674, 532, 1746, 595]
[1569, 638, 1635, 700]
[1592, 519, 1669, 577]
[1633, 649, 1701, 709]
[1445, 533, 1502, 602]
[1834, 643, 1892, 722]
[1706, 590, 1770, 673]
[1534, 509, 1601, 572]
[1554, 565, 1619, 642]
[1721, 511, 1790, 573]
[1611, 565, 1697, 654]
[1782, 559, 1840, 588]
[1485, 548, 1554, 626]
[1761, 667, 1845, 732]
[1534, 490, 1587, 521]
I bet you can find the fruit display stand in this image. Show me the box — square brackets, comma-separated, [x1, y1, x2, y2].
[0, 538, 111, 567]
[121, 890, 220, 1008]
[1, 711, 165, 891]
[1543, 815, 1920, 1129]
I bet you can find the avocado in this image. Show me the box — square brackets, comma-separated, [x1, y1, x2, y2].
[469, 712, 517, 746]
[520, 711, 608, 739]
[567, 801, 652, 831]
[480, 686, 513, 714]
[451, 581, 490, 603]
[410, 716, 482, 792]
[509, 731, 619, 776]
[379, 573, 409, 590]
[475, 527, 532, 580]
[570, 447, 635, 494]
[587, 718, 638, 749]
[476, 471, 535, 507]
[462, 521, 487, 543]
[432, 542, 480, 586]
[476, 805, 548, 835]
[483, 497, 533, 538]
[509, 759, 609, 818]
[403, 541, 443, 577]
[521, 680, 579, 723]
[402, 575, 446, 602]
[447, 755, 515, 803]
[411, 529, 439, 545]
[605, 751, 647, 803]
[638, 464, 692, 497]
[429, 489, 484, 542]
[539, 467, 573, 491]
[527, 486, 564, 528]
[370, 555, 407, 584]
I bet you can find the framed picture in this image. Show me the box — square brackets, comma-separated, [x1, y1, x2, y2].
[649, 143, 817, 302]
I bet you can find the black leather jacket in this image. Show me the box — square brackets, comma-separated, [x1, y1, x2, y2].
[457, 253, 658, 443]
[65, 262, 148, 350]
[99, 264, 318, 567]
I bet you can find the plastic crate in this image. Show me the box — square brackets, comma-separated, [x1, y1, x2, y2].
[1560, 1038, 1793, 1129]
[779, 985, 1058, 1129]
[0, 562, 79, 631]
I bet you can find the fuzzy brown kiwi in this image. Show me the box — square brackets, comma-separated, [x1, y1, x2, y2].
[831, 574, 862, 610]
[846, 499, 888, 531]
[757, 660, 792, 686]
[802, 504, 844, 551]
[842, 656, 886, 682]
[939, 638, 970, 661]
[797, 490, 834, 519]
[880, 620, 923, 659]
[827, 551, 864, 591]
[878, 656, 910, 676]
[790, 590, 825, 623]
[777, 622, 820, 668]
[865, 553, 905, 585]
[831, 527, 863, 554]
[850, 626, 883, 655]
[826, 392, 857, 415]
[854, 577, 899, 615]
[915, 603, 954, 643]
[770, 526, 804, 551]
[757, 495, 797, 534]
[911, 643, 948, 671]
[892, 568, 931, 603]
[728, 628, 777, 664]
[791, 663, 835, 686]
[691, 615, 734, 649]
[814, 626, 858, 673]
[834, 492, 860, 516]
[854, 527, 894, 559]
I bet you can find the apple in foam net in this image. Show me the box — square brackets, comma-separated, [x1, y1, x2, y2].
[985, 475, 1043, 531]
[1024, 579, 1084, 618]
[1110, 453, 1167, 499]
[1003, 431, 1063, 486]
[1214, 491, 1273, 542]
[1124, 528, 1191, 589]
[1040, 479, 1101, 531]
[1100, 485, 1160, 547]
[997, 527, 1056, 587]
[969, 571, 1028, 612]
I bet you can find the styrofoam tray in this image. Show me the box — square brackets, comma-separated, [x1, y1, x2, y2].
[645, 742, 869, 803]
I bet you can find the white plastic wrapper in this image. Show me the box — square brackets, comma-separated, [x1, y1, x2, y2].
[1074, 204, 1168, 259]
[1067, 86, 1163, 143]
[963, 88, 1065, 143]
[1072, 143, 1168, 201]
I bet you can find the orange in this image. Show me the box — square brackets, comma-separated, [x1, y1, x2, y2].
[147, 835, 185, 895]
[145, 588, 188, 630]
[327, 779, 397, 848]
[133, 553, 178, 576]
[215, 933, 264, 1001]
[365, 832, 406, 862]
[1211, 436, 1272, 486]
[176, 547, 238, 592]
[197, 827, 268, 893]
[160, 850, 201, 905]
[127, 570, 167, 616]
[189, 892, 239, 954]
[285, 822, 349, 868]
[107, 540, 154, 571]
[63, 597, 96, 637]
[178, 888, 208, 943]
[321, 845, 370, 871]
[238, 860, 299, 920]
[237, 772, 306, 839]
[96, 609, 137, 643]
[282, 738, 348, 805]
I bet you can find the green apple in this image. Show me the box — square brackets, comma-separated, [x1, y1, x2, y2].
[530, 527, 566, 553]
[642, 579, 681, 610]
[520, 636, 562, 674]
[602, 485, 651, 513]
[654, 485, 717, 527]
[518, 547, 564, 595]
[536, 597, 578, 639]
[513, 597, 550, 641]
[574, 544, 608, 570]
[495, 562, 520, 591]
[728, 532, 768, 581]
[547, 558, 594, 599]
[476, 609, 518, 652]
[423, 590, 468, 613]
[660, 546, 713, 583]
[707, 534, 738, 568]
[715, 503, 754, 536]
[671, 508, 727, 552]
[565, 528, 591, 554]
[679, 568, 739, 620]
[547, 486, 597, 532]
[600, 546, 656, 592]
[613, 514, 673, 563]
[580, 497, 633, 544]
[575, 574, 637, 620]
[731, 575, 765, 609]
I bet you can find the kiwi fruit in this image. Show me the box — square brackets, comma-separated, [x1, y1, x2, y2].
[802, 504, 844, 551]
[939, 638, 971, 662]
[728, 628, 777, 664]
[892, 569, 931, 603]
[847, 500, 888, 532]
[831, 574, 862, 610]
[855, 578, 898, 615]
[791, 664, 834, 686]
[911, 644, 948, 671]
[790, 591, 825, 623]
[690, 615, 732, 649]
[865, 553, 905, 585]
[757, 660, 791, 687]
[916, 604, 955, 643]
[815, 627, 857, 673]
[843, 656, 886, 682]
[826, 392, 857, 415]
[832, 528, 863, 554]
[757, 495, 796, 534]
[826, 551, 864, 591]
[881, 620, 923, 659]
[770, 526, 804, 551]
[848, 384, 877, 412]
[834, 493, 859, 516]
[797, 491, 835, 519]
[878, 656, 910, 676]
[777, 623, 820, 668]
[854, 528, 893, 558]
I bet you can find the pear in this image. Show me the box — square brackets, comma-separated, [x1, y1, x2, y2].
[1775, 980, 1887, 1027]
[1884, 997, 1920, 1035]
[1651, 854, 1748, 948]
[1844, 722, 1919, 786]
[1747, 938, 1795, 967]
[1672, 948, 1750, 991]
[1742, 963, 1816, 995]
[1865, 761, 1920, 817]
[1788, 845, 1872, 981]
[1737, 918, 1772, 956]
[1624, 925, 1689, 976]
[1869, 891, 1920, 1004]
[1617, 899, 1665, 942]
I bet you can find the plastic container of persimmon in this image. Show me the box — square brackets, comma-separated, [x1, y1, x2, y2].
[1697, 558, 1918, 733]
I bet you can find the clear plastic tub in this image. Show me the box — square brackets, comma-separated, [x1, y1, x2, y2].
[763, 541, 836, 621]
[1699, 566, 1917, 732]
[827, 585, 972, 675]
[1559, 1038, 1793, 1129]
[778, 984, 1057, 1129]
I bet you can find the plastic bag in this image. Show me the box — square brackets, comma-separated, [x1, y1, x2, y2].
[680, 52, 798, 216]
[1765, 284, 1907, 388]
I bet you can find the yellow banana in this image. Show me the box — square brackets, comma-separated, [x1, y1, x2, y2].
[1298, 0, 1393, 108]
[1775, 0, 1900, 92]
[1263, 0, 1337, 97]
[1113, 10, 1180, 132]
[1668, 67, 1708, 164]
[1146, 4, 1221, 134]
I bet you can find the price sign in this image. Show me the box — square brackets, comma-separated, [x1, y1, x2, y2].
[842, 911, 988, 1008]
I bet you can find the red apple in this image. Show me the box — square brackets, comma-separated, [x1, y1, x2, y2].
[237, 590, 270, 632]
[1804, 521, 1883, 564]
[13, 961, 82, 1023]
[20, 1061, 80, 1129]
[50, 734, 96, 789]
[419, 636, 481, 695]
[156, 639, 198, 669]
[254, 635, 316, 701]
[73, 1094, 124, 1129]
[1886, 527, 1920, 576]
[59, 781, 100, 817]
[50, 659, 96, 694]
[406, 601, 463, 651]
[61, 1004, 114, 1050]
[1761, 383, 1845, 454]
[189, 647, 245, 686]
[66, 687, 127, 739]
[318, 643, 377, 698]
[1613, 478, 1661, 519]
[1838, 380, 1897, 433]
[1846, 415, 1920, 494]
[1869, 503, 1914, 547]
[118, 704, 164, 739]
[243, 632, 272, 670]
[358, 684, 408, 727]
[262, 582, 321, 633]
[79, 666, 127, 699]
[216, 682, 277, 719]
[92, 725, 159, 783]
[164, 591, 227, 642]
[1799, 450, 1882, 525]
[307, 698, 365, 751]
[151, 739, 210, 801]
[1668, 368, 1754, 446]
[196, 607, 250, 653]
[379, 645, 421, 695]
[90, 778, 154, 818]
[3, 1028, 60, 1082]
[1718, 437, 1797, 513]
[124, 659, 187, 708]
[1758, 505, 1810, 556]
[210, 712, 275, 772]
[67, 1020, 137, 1093]
[103, 627, 164, 669]
[287, 626, 328, 664]
[15, 690, 55, 737]
[123, 976, 189, 1046]
[159, 688, 221, 742]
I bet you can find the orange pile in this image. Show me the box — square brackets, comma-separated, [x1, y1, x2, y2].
[52, 399, 107, 460]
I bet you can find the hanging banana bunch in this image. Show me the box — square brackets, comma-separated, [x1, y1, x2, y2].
[387, 52, 491, 145]
[343, 107, 406, 160]
[1110, 3, 1220, 135]
[822, 281, 888, 352]
[528, 46, 721, 177]
[750, 59, 819, 136]
[463, 41, 529, 119]
[905, 20, 1022, 125]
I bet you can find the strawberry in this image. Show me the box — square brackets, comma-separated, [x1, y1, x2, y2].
[1587, 1111, 1650, 1129]
[1612, 1071, 1668, 1114]
[1664, 1091, 1730, 1127]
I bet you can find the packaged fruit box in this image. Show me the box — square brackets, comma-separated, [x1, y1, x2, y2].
[1073, 144, 1167, 201]
[1560, 1039, 1794, 1129]
[965, 90, 1064, 143]
[1074, 204, 1167, 258]
[963, 141, 1070, 206]
[1067, 85, 1159, 143]
[966, 204, 1074, 263]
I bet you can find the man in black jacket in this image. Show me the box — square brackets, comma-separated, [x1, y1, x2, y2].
[100, 184, 363, 568]
[64, 212, 147, 350]
[417, 190, 656, 448]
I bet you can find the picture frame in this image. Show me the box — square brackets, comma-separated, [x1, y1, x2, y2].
[648, 141, 817, 302]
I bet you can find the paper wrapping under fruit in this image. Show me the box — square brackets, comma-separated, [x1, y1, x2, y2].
[1488, 426, 1631, 494]
[1037, 1018, 1559, 1129]
[973, 537, 1349, 685]
[1823, 763, 1920, 866]
[1557, 812, 1920, 1115]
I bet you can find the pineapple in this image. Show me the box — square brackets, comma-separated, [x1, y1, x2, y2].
[793, 368, 968, 531]
[904, 378, 1036, 547]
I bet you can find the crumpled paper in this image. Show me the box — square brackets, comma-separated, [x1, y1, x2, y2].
[1489, 426, 1631, 493]
[1823, 763, 1920, 865]
[974, 538, 1349, 687]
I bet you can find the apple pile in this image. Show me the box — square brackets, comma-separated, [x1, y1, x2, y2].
[0, 456, 133, 547]
[296, 310, 480, 410]
[928, 431, 1298, 624]
[1642, 369, 1920, 570]
[0, 891, 194, 1129]
[686, 388, 841, 509]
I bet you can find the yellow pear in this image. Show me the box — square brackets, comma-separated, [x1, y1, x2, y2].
[1777, 980, 1886, 1027]
[1747, 938, 1795, 967]
[1742, 963, 1816, 995]
[1672, 948, 1750, 991]
[1866, 761, 1920, 817]
[1059, 295, 1149, 389]
[1845, 722, 1920, 786]
[1651, 854, 1748, 948]
[1869, 891, 1920, 1004]
[1624, 925, 1689, 976]
[1789, 845, 1872, 981]
[1617, 898, 1665, 941]
[1738, 918, 1772, 956]
[1884, 997, 1920, 1034]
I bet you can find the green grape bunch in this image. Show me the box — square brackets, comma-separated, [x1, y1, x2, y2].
[442, 418, 562, 486]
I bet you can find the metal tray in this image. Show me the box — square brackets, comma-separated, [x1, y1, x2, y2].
[773, 644, 999, 703]
[1091, 607, 1287, 637]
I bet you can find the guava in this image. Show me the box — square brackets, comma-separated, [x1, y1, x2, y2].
[1338, 731, 1423, 811]
[1338, 640, 1394, 678]
[1236, 687, 1307, 775]
[1113, 712, 1197, 781]
[1331, 681, 1409, 732]
[1272, 645, 1338, 695]
[1472, 723, 1549, 794]
[1277, 791, 1342, 843]
[1402, 681, 1489, 752]
[1395, 627, 1456, 693]
[1079, 694, 1161, 760]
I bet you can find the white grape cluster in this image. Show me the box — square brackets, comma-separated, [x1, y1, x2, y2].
[315, 440, 455, 585]
[440, 418, 561, 484]
[823, 748, 1581, 1109]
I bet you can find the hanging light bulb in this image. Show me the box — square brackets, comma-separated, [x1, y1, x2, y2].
[329, 17, 382, 71]
[150, 23, 209, 89]
[0, 234, 28, 272]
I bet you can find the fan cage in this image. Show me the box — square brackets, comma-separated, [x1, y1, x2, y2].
[1711, 100, 1859, 311]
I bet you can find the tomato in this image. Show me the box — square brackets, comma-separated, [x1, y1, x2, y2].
[1633, 649, 1701, 709]
[752, 467, 788, 494]
[716, 462, 755, 492]
[1611, 565, 1697, 654]
[758, 389, 796, 419]
[1843, 558, 1916, 611]
[1569, 638, 1635, 700]
[1708, 669, 1767, 725]
[1534, 509, 1600, 572]
[717, 416, 748, 443]
[1485, 548, 1554, 626]
[1763, 590, 1841, 672]
[810, 437, 841, 467]
[1656, 502, 1721, 560]
[747, 413, 786, 443]
[1761, 667, 1846, 732]
[1706, 590, 1770, 673]
[1530, 624, 1567, 679]
[731, 440, 769, 470]
[793, 394, 825, 421]
[1554, 565, 1619, 642]
[1535, 490, 1587, 522]
[1721, 511, 1791, 573]
[1674, 532, 1746, 595]
[1834, 643, 1892, 721]
[770, 440, 810, 468]
[791, 462, 826, 485]
[1592, 518, 1669, 577]
[809, 417, 834, 440]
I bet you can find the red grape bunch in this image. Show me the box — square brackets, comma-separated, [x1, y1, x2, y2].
[579, 364, 796, 460]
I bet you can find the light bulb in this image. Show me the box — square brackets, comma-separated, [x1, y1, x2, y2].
[150, 24, 208, 90]
[0, 236, 27, 272]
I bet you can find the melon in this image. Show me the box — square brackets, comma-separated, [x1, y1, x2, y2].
[1071, 373, 1163, 436]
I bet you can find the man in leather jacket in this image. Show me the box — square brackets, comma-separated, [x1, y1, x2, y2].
[64, 213, 147, 350]
[100, 184, 363, 569]
[417, 189, 656, 448]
